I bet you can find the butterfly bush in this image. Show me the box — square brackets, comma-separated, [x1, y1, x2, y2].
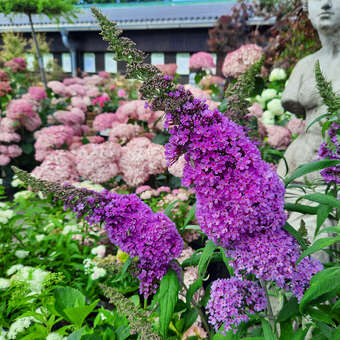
[207, 278, 267, 334]
[318, 122, 340, 184]
[14, 168, 183, 297]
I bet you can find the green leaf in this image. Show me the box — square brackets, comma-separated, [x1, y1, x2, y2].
[279, 320, 294, 340]
[184, 225, 202, 231]
[159, 269, 180, 338]
[67, 328, 85, 340]
[319, 227, 340, 235]
[306, 306, 335, 326]
[54, 287, 86, 317]
[183, 203, 196, 227]
[277, 297, 299, 322]
[284, 203, 318, 215]
[261, 319, 277, 340]
[186, 278, 203, 308]
[300, 267, 340, 312]
[297, 236, 340, 264]
[306, 113, 331, 132]
[198, 240, 216, 279]
[164, 200, 181, 217]
[284, 160, 340, 186]
[315, 205, 332, 236]
[302, 193, 340, 209]
[292, 327, 310, 340]
[283, 222, 308, 250]
[331, 299, 340, 311]
[63, 299, 99, 328]
[181, 308, 198, 332]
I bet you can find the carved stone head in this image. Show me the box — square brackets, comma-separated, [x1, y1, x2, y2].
[304, 0, 340, 33]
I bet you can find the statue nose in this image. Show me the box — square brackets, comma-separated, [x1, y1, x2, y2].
[321, 0, 332, 10]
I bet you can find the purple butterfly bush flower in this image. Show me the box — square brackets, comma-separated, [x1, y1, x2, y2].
[207, 278, 266, 334]
[63, 188, 183, 297]
[318, 122, 340, 184]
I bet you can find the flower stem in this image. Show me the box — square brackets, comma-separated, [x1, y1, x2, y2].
[260, 280, 277, 336]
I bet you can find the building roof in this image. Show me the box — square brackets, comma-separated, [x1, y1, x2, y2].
[0, 0, 235, 32]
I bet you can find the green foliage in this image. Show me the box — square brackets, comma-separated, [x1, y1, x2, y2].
[0, 32, 27, 64]
[0, 0, 77, 19]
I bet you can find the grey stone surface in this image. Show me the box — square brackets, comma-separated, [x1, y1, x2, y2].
[277, 0, 340, 181]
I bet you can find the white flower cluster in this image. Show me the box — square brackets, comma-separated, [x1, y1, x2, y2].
[7, 317, 35, 339]
[91, 245, 106, 258]
[46, 332, 66, 340]
[252, 68, 293, 127]
[15, 250, 29, 259]
[0, 203, 13, 224]
[83, 258, 106, 280]
[13, 190, 36, 201]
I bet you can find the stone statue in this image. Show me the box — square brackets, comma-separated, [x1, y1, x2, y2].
[277, 0, 340, 181]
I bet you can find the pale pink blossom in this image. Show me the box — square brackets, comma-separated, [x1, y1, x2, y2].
[286, 118, 306, 135]
[53, 108, 85, 126]
[7, 144, 22, 158]
[86, 86, 100, 98]
[83, 75, 104, 86]
[21, 114, 42, 132]
[184, 85, 211, 100]
[222, 44, 263, 78]
[115, 100, 154, 123]
[99, 71, 110, 79]
[0, 70, 9, 81]
[93, 113, 118, 132]
[182, 325, 207, 340]
[189, 52, 215, 69]
[32, 150, 79, 183]
[81, 125, 91, 135]
[206, 100, 220, 111]
[68, 84, 87, 97]
[117, 89, 126, 98]
[199, 75, 224, 88]
[73, 142, 122, 183]
[0, 117, 18, 132]
[71, 96, 89, 112]
[148, 110, 165, 131]
[48, 81, 72, 97]
[0, 131, 21, 143]
[0, 81, 12, 97]
[247, 102, 263, 118]
[0, 154, 10, 166]
[63, 77, 84, 86]
[168, 155, 186, 178]
[155, 63, 177, 76]
[266, 125, 292, 149]
[28, 87, 47, 101]
[109, 123, 143, 143]
[136, 185, 152, 194]
[6, 99, 34, 120]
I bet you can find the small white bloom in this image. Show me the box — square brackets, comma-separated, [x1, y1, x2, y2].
[15, 250, 30, 259]
[255, 94, 266, 109]
[62, 224, 79, 235]
[46, 332, 64, 340]
[261, 110, 275, 126]
[261, 89, 277, 102]
[91, 245, 106, 258]
[0, 278, 10, 289]
[140, 191, 152, 200]
[35, 234, 45, 242]
[0, 209, 14, 224]
[267, 98, 285, 115]
[7, 264, 24, 276]
[11, 176, 24, 188]
[7, 317, 34, 339]
[269, 68, 287, 82]
[90, 267, 106, 280]
[14, 190, 35, 201]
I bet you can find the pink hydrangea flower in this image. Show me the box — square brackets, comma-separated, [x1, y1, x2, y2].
[32, 150, 79, 183]
[93, 113, 118, 132]
[222, 44, 263, 78]
[99, 71, 110, 79]
[53, 108, 85, 126]
[247, 102, 263, 118]
[266, 125, 292, 149]
[63, 77, 85, 86]
[184, 85, 211, 100]
[0, 154, 10, 166]
[73, 142, 122, 183]
[136, 185, 152, 194]
[28, 87, 47, 101]
[0, 70, 9, 81]
[48, 81, 72, 97]
[0, 81, 12, 97]
[5, 58, 26, 72]
[155, 64, 178, 76]
[168, 155, 186, 177]
[117, 89, 127, 98]
[189, 52, 215, 69]
[199, 75, 224, 88]
[109, 123, 143, 143]
[6, 99, 34, 120]
[21, 114, 42, 132]
[68, 84, 87, 97]
[286, 118, 306, 135]
[71, 96, 89, 112]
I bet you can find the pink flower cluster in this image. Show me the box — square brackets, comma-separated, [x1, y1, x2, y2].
[189, 52, 215, 70]
[0, 86, 45, 165]
[73, 142, 121, 183]
[155, 64, 178, 77]
[93, 113, 119, 132]
[4, 58, 27, 72]
[266, 125, 292, 150]
[222, 44, 263, 78]
[32, 150, 79, 183]
[119, 137, 167, 187]
[34, 125, 75, 161]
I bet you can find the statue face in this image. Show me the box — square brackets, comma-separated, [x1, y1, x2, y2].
[308, 0, 340, 33]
